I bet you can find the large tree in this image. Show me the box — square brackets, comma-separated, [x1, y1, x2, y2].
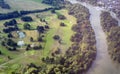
[42, 0, 65, 7]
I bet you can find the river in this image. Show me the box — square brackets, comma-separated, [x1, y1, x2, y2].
[68, 0, 120, 74]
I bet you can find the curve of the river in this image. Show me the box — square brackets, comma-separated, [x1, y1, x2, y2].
[68, 0, 120, 74]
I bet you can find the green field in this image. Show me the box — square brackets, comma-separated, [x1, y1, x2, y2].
[0, 0, 51, 13]
[0, 1, 77, 73]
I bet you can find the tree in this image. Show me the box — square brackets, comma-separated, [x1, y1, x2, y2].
[0, 11, 21, 20]
[60, 22, 66, 26]
[0, 51, 2, 54]
[21, 16, 33, 22]
[4, 19, 17, 27]
[33, 45, 42, 50]
[8, 33, 13, 38]
[42, 0, 65, 7]
[7, 39, 17, 47]
[38, 36, 44, 42]
[53, 35, 60, 40]
[26, 44, 31, 51]
[0, 0, 10, 9]
[30, 37, 34, 42]
[45, 25, 50, 29]
[57, 14, 66, 20]
[51, 9, 56, 13]
[3, 27, 19, 33]
[24, 23, 31, 30]
[54, 48, 61, 54]
[8, 47, 17, 51]
[12, 47, 17, 51]
[37, 26, 45, 33]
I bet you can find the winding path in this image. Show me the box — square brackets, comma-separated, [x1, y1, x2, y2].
[68, 0, 120, 74]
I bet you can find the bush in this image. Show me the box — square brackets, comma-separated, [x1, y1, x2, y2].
[3, 27, 19, 33]
[0, 51, 2, 54]
[37, 26, 45, 33]
[101, 11, 120, 63]
[38, 36, 44, 42]
[53, 35, 60, 40]
[22, 2, 97, 74]
[7, 39, 17, 47]
[24, 23, 31, 30]
[8, 33, 13, 38]
[57, 14, 66, 20]
[60, 22, 66, 26]
[21, 16, 33, 22]
[0, 11, 20, 20]
[7, 47, 17, 51]
[33, 45, 42, 50]
[45, 25, 50, 29]
[4, 19, 17, 27]
[0, 0, 10, 9]
[42, 0, 65, 7]
[26, 44, 31, 51]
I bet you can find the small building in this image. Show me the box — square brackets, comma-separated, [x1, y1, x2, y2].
[17, 31, 26, 38]
[17, 40, 25, 47]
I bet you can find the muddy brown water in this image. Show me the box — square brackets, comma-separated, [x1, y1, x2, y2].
[68, 0, 120, 74]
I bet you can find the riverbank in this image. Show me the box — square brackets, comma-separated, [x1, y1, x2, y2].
[21, 1, 97, 73]
[101, 11, 120, 63]
[76, 0, 120, 20]
[69, 0, 120, 74]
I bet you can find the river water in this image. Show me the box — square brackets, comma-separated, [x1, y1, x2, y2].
[68, 0, 120, 74]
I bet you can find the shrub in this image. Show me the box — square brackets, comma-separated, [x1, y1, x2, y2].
[37, 26, 45, 33]
[7, 39, 17, 47]
[57, 14, 66, 20]
[24, 23, 31, 30]
[60, 22, 66, 26]
[53, 35, 60, 40]
[45, 25, 50, 29]
[0, 50, 2, 54]
[4, 19, 17, 27]
[21, 16, 33, 22]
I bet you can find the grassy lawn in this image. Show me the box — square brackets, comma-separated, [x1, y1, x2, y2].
[0, 8, 77, 73]
[23, 30, 39, 44]
[0, 0, 50, 13]
[4, 0, 51, 11]
[48, 9, 76, 53]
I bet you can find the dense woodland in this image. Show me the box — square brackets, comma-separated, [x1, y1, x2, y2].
[77, 0, 120, 20]
[0, 0, 10, 9]
[22, 1, 96, 74]
[0, 7, 62, 20]
[77, 0, 97, 5]
[42, 0, 65, 7]
[101, 12, 120, 63]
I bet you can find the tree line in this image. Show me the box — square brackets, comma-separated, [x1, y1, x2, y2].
[101, 11, 120, 63]
[0, 7, 62, 20]
[42, 0, 65, 7]
[22, 1, 96, 74]
[0, 0, 10, 9]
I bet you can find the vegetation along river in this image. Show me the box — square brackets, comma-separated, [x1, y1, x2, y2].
[68, 0, 120, 74]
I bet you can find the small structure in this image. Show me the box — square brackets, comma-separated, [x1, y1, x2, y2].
[17, 31, 26, 38]
[30, 43, 35, 48]
[17, 40, 25, 47]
